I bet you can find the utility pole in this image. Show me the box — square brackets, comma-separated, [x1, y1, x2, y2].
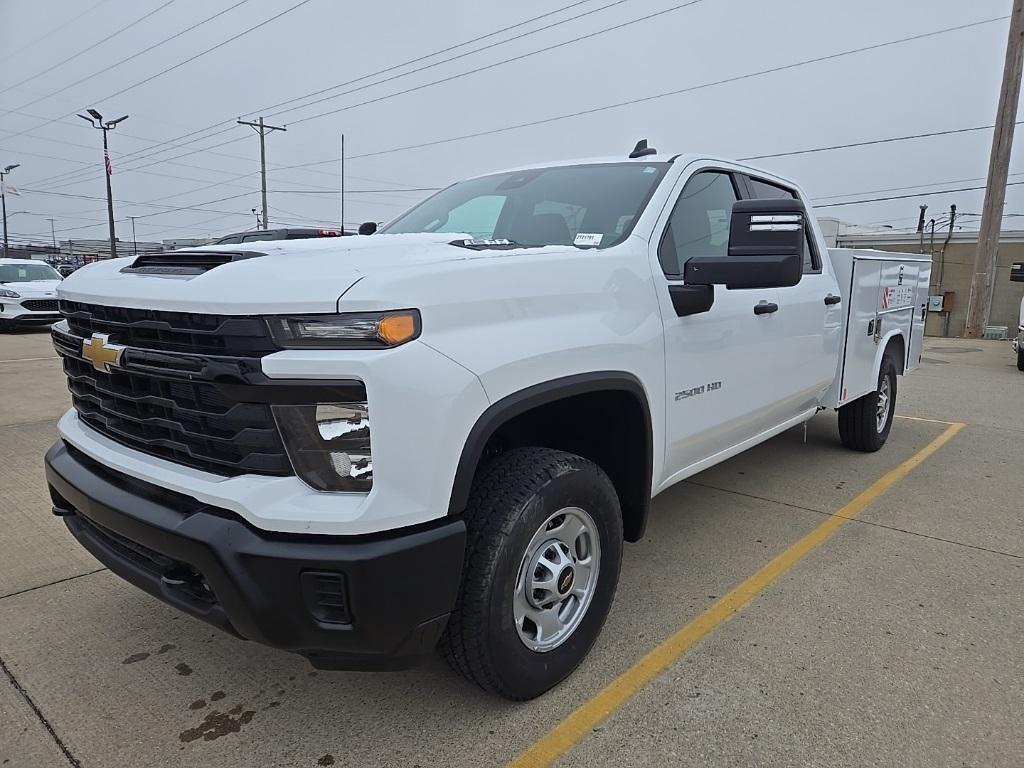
[917, 205, 927, 253]
[1, 163, 18, 258]
[46, 217, 57, 256]
[965, 0, 1024, 337]
[129, 216, 139, 255]
[78, 109, 128, 259]
[344, 133, 348, 234]
[237, 116, 286, 231]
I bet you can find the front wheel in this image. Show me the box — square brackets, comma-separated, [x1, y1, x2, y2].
[1017, 346, 1024, 372]
[440, 447, 623, 700]
[838, 353, 897, 452]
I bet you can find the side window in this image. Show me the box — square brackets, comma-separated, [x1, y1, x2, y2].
[658, 171, 737, 277]
[746, 177, 821, 273]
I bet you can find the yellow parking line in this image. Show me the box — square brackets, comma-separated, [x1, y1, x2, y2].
[894, 414, 959, 425]
[509, 420, 966, 768]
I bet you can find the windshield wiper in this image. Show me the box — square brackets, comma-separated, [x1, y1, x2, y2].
[449, 238, 535, 251]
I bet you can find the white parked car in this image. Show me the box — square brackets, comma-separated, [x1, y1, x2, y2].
[1011, 261, 1023, 371]
[0, 259, 62, 330]
[45, 145, 930, 699]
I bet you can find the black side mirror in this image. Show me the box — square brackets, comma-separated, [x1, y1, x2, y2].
[358, 221, 378, 235]
[684, 198, 804, 289]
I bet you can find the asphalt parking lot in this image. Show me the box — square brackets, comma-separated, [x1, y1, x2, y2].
[1, 328, 1021, 768]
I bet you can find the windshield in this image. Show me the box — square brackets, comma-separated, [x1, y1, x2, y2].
[0, 263, 62, 282]
[381, 162, 669, 248]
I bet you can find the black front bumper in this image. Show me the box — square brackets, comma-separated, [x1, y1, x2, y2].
[45, 441, 467, 670]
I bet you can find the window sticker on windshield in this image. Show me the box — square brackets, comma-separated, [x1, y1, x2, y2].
[643, 166, 658, 174]
[574, 233, 603, 247]
[463, 238, 511, 247]
[17, 268, 27, 279]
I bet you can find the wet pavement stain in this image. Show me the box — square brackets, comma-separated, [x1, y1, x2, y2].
[122, 652, 150, 664]
[210, 690, 226, 701]
[317, 755, 335, 766]
[189, 699, 207, 711]
[174, 662, 193, 676]
[179, 705, 255, 743]
[156, 643, 177, 654]
[262, 701, 280, 711]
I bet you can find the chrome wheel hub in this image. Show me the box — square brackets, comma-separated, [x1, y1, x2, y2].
[876, 376, 891, 433]
[513, 507, 600, 653]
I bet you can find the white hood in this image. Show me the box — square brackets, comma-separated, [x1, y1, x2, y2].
[56, 233, 510, 314]
[2, 279, 61, 298]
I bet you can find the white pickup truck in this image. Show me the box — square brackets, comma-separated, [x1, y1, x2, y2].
[44, 144, 930, 700]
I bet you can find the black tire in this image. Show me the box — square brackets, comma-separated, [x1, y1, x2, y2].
[1017, 347, 1024, 372]
[839, 353, 897, 452]
[440, 447, 623, 700]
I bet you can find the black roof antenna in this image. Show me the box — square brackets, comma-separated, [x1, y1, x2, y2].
[629, 139, 657, 159]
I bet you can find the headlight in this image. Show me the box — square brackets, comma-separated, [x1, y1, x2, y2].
[272, 403, 371, 492]
[268, 310, 420, 349]
[0, 288, 20, 299]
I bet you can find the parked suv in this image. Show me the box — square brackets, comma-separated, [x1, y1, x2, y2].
[0, 259, 62, 329]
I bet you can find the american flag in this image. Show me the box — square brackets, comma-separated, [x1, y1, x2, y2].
[104, 147, 112, 176]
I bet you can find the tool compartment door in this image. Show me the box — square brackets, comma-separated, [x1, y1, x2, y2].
[838, 257, 883, 404]
[907, 260, 932, 372]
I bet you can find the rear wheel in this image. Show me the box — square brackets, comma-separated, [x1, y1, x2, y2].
[1017, 346, 1024, 372]
[839, 353, 897, 452]
[440, 447, 623, 700]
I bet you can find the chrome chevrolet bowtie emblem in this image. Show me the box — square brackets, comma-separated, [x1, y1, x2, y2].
[82, 333, 125, 373]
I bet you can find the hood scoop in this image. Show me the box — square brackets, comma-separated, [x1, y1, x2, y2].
[120, 250, 263, 276]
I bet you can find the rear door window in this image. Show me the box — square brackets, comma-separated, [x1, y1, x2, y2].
[744, 177, 820, 273]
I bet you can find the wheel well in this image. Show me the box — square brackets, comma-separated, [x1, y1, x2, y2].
[450, 378, 652, 542]
[884, 334, 906, 374]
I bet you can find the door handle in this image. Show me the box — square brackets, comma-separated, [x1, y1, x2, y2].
[824, 294, 842, 306]
[753, 301, 779, 316]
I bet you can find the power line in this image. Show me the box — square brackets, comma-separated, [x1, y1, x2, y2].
[0, 0, 179, 98]
[21, 0, 625, 189]
[738, 121, 1024, 161]
[277, 14, 1005, 166]
[2, 0, 316, 150]
[812, 181, 1024, 209]
[286, 0, 707, 127]
[0, 0, 112, 65]
[3, 0, 250, 127]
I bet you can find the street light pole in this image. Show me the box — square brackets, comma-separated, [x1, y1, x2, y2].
[0, 163, 18, 258]
[47, 217, 57, 256]
[78, 109, 128, 259]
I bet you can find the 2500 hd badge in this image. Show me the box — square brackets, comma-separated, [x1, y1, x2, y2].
[676, 380, 722, 400]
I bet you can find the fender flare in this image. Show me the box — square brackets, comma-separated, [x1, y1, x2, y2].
[447, 372, 653, 536]
[874, 329, 906, 377]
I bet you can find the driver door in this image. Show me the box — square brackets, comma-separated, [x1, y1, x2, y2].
[653, 169, 789, 483]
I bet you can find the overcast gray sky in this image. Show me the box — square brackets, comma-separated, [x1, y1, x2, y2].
[0, 0, 1015, 245]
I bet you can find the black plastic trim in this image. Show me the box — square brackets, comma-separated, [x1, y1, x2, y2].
[45, 441, 466, 670]
[448, 372, 653, 539]
[668, 284, 714, 317]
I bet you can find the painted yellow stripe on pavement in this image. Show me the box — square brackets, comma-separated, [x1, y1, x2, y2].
[509, 420, 966, 768]
[894, 414, 959, 425]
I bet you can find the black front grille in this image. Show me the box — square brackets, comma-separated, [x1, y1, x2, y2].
[21, 299, 60, 312]
[60, 299, 278, 355]
[63, 353, 291, 476]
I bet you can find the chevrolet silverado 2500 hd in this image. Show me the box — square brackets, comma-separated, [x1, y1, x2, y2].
[44, 146, 931, 700]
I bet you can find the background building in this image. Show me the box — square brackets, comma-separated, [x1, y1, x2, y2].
[836, 229, 1024, 337]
